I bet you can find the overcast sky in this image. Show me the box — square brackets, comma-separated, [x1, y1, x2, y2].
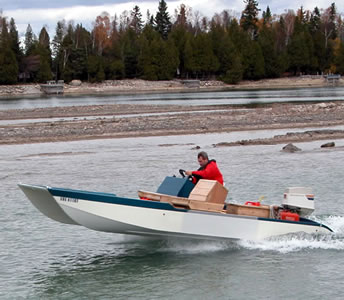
[0, 0, 343, 38]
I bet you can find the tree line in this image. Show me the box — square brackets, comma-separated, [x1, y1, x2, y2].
[0, 0, 344, 85]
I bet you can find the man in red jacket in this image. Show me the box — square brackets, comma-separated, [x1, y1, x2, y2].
[185, 151, 224, 185]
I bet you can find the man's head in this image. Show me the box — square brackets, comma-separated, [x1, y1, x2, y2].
[197, 151, 209, 167]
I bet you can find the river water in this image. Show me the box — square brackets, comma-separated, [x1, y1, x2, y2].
[1, 89, 344, 299]
[1, 86, 344, 109]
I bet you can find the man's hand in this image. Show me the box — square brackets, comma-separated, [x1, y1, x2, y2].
[185, 170, 193, 176]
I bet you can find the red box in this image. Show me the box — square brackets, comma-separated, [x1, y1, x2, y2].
[280, 211, 300, 222]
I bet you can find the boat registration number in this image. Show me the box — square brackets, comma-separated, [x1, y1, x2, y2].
[60, 197, 79, 203]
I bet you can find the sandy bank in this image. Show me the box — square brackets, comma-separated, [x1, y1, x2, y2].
[1, 101, 344, 145]
[0, 77, 343, 97]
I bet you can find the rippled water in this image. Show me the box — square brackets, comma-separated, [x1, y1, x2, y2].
[1, 129, 344, 299]
[1, 86, 344, 110]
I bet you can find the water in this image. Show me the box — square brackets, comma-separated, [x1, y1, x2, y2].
[1, 130, 344, 299]
[1, 86, 344, 110]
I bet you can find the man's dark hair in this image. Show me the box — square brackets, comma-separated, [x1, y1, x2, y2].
[197, 151, 209, 160]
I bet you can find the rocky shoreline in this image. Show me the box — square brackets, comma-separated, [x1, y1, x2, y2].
[1, 100, 344, 145]
[0, 77, 343, 97]
[213, 129, 344, 147]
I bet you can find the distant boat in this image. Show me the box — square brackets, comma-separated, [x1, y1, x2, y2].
[40, 80, 64, 94]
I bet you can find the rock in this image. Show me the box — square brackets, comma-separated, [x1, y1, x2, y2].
[282, 143, 301, 152]
[321, 142, 335, 148]
[316, 103, 328, 109]
[191, 146, 201, 150]
[69, 80, 82, 86]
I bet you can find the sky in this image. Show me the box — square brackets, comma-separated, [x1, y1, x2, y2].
[0, 0, 343, 38]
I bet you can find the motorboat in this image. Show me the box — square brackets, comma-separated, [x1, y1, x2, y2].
[18, 172, 332, 241]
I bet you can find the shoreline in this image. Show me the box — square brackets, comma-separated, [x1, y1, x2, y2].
[1, 101, 344, 145]
[0, 77, 343, 97]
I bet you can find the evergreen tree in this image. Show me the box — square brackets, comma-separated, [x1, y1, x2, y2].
[121, 28, 140, 78]
[24, 24, 36, 55]
[262, 6, 272, 25]
[310, 7, 321, 33]
[258, 25, 282, 77]
[87, 55, 105, 82]
[243, 40, 265, 79]
[0, 48, 18, 84]
[52, 21, 66, 79]
[288, 31, 310, 74]
[184, 37, 197, 78]
[0, 18, 18, 84]
[157, 38, 179, 79]
[240, 0, 260, 39]
[130, 5, 144, 34]
[329, 3, 337, 39]
[155, 0, 172, 39]
[9, 18, 22, 63]
[222, 55, 243, 84]
[193, 33, 219, 78]
[335, 42, 344, 74]
[138, 26, 178, 80]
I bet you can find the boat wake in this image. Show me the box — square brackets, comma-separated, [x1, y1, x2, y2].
[237, 215, 344, 253]
[157, 216, 344, 255]
[162, 239, 238, 254]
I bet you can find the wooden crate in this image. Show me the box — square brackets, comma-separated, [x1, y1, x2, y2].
[188, 201, 225, 212]
[188, 180, 228, 204]
[226, 203, 270, 218]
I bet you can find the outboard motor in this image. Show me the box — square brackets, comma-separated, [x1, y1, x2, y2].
[282, 187, 315, 217]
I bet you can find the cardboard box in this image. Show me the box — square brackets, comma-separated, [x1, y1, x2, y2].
[226, 203, 270, 218]
[188, 180, 228, 204]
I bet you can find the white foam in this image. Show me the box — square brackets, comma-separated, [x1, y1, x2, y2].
[162, 239, 237, 254]
[237, 216, 344, 253]
[318, 215, 344, 234]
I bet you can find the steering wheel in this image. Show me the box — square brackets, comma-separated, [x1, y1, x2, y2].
[179, 169, 201, 183]
[179, 169, 186, 178]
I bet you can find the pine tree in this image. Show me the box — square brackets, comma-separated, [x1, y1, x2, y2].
[335, 42, 344, 74]
[329, 3, 337, 39]
[262, 6, 272, 25]
[243, 40, 265, 79]
[24, 24, 36, 55]
[130, 5, 144, 34]
[310, 7, 321, 33]
[0, 48, 18, 84]
[9, 18, 22, 63]
[39, 27, 50, 49]
[193, 33, 219, 78]
[155, 0, 172, 39]
[138, 26, 178, 80]
[184, 37, 197, 78]
[222, 55, 243, 84]
[0, 18, 18, 84]
[258, 25, 282, 77]
[122, 28, 140, 78]
[240, 0, 260, 40]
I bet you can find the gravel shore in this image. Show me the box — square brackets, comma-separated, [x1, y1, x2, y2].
[0, 77, 343, 97]
[1, 101, 344, 145]
[1, 78, 344, 145]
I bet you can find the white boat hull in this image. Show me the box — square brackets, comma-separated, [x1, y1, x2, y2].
[18, 184, 332, 241]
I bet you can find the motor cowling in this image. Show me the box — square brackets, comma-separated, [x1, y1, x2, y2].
[282, 187, 315, 217]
